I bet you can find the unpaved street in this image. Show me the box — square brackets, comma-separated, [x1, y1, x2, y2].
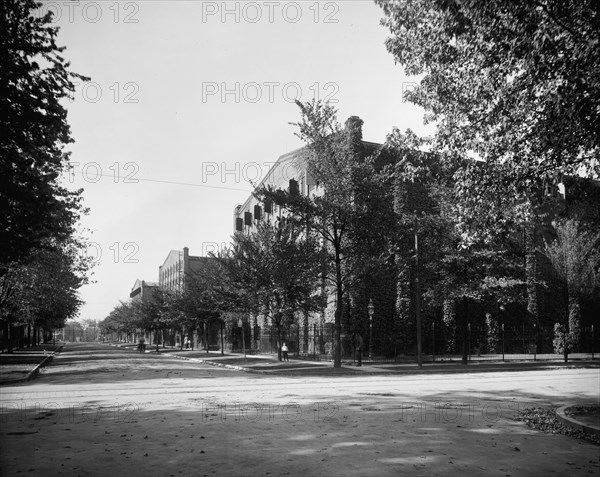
[1, 343, 598, 477]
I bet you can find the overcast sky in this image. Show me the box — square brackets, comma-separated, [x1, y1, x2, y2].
[46, 0, 433, 323]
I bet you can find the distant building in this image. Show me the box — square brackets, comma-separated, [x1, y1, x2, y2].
[158, 246, 206, 292]
[129, 279, 159, 301]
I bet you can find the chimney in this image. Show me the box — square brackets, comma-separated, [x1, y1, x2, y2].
[345, 116, 363, 141]
[183, 246, 189, 275]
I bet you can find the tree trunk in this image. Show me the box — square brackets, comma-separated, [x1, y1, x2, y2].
[333, 254, 343, 368]
[568, 295, 581, 353]
[414, 216, 422, 368]
[303, 309, 309, 354]
[205, 322, 209, 354]
[525, 224, 539, 322]
[563, 286, 569, 363]
[396, 263, 411, 352]
[277, 323, 282, 361]
[442, 298, 456, 354]
[461, 296, 469, 365]
[6, 321, 13, 353]
[220, 321, 224, 355]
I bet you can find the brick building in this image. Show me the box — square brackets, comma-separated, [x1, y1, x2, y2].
[129, 279, 158, 302]
[232, 117, 386, 357]
[158, 247, 206, 292]
[231, 118, 600, 359]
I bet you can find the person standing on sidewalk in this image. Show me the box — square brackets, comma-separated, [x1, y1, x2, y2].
[281, 342, 289, 362]
[354, 333, 363, 366]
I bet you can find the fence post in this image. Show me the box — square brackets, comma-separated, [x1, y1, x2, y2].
[432, 322, 435, 363]
[502, 324, 505, 362]
[313, 323, 317, 360]
[467, 323, 471, 362]
[533, 323, 537, 361]
[220, 321, 224, 355]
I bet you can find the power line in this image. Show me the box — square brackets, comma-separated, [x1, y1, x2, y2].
[68, 170, 253, 193]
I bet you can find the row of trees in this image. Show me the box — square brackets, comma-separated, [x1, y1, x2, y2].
[1, 1, 92, 351]
[100, 218, 327, 360]
[100, 259, 225, 352]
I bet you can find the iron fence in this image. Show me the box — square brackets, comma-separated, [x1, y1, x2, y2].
[232, 322, 598, 363]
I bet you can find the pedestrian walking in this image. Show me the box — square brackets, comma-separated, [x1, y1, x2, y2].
[354, 333, 363, 366]
[184, 335, 190, 349]
[281, 342, 289, 362]
[138, 336, 146, 353]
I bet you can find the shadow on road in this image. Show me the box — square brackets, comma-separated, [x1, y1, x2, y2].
[1, 384, 599, 476]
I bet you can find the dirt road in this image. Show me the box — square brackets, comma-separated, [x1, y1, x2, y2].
[1, 343, 598, 476]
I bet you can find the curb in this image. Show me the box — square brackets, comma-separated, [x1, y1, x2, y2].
[104, 343, 265, 372]
[101, 343, 599, 377]
[0, 346, 63, 385]
[164, 353, 375, 376]
[556, 404, 600, 437]
[103, 343, 389, 375]
[163, 352, 271, 374]
[151, 350, 600, 377]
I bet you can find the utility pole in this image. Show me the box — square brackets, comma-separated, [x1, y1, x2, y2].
[415, 214, 422, 369]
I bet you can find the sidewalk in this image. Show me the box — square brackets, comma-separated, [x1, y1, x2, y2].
[4, 342, 598, 383]
[0, 343, 62, 385]
[107, 341, 600, 376]
[108, 342, 361, 375]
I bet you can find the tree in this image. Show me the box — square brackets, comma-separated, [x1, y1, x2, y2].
[485, 313, 500, 354]
[376, 0, 600, 189]
[1, 0, 89, 273]
[544, 219, 600, 360]
[220, 219, 326, 360]
[103, 301, 138, 342]
[172, 262, 226, 352]
[384, 129, 526, 363]
[256, 100, 384, 367]
[0, 237, 92, 351]
[131, 288, 170, 352]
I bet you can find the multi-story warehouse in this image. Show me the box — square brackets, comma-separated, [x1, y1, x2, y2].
[158, 247, 205, 292]
[231, 117, 386, 358]
[233, 117, 379, 234]
[231, 116, 600, 361]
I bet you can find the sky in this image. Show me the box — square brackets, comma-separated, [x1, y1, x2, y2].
[44, 0, 433, 323]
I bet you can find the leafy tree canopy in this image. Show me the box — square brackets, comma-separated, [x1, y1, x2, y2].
[376, 0, 600, 186]
[1, 0, 89, 270]
[544, 219, 600, 298]
[1, 237, 93, 329]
